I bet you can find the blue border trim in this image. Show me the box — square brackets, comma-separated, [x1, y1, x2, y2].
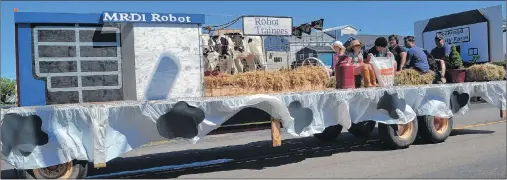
[17, 24, 46, 106]
[15, 12, 103, 24]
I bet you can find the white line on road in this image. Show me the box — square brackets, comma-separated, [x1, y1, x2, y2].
[86, 159, 233, 179]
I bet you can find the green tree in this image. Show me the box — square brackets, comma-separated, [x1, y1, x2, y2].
[0, 77, 16, 104]
[447, 45, 464, 69]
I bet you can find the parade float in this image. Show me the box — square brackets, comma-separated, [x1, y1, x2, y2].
[1, 7, 506, 179]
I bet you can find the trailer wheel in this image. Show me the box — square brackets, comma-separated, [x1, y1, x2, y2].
[18, 160, 88, 179]
[417, 116, 453, 143]
[348, 120, 376, 138]
[378, 119, 418, 149]
[314, 125, 343, 142]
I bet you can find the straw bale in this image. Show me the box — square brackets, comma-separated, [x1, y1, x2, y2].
[394, 69, 436, 86]
[466, 63, 506, 82]
[204, 66, 329, 97]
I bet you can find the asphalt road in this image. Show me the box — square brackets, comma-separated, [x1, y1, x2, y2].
[2, 102, 506, 179]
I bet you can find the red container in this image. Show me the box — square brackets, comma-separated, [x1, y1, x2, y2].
[447, 69, 466, 83]
[335, 56, 355, 89]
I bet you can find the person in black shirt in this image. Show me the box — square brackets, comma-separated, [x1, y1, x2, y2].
[388, 34, 407, 71]
[430, 34, 451, 61]
[428, 34, 448, 83]
[363, 37, 397, 75]
[363, 37, 390, 59]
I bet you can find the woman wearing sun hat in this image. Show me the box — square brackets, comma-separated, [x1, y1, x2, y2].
[330, 40, 346, 75]
[345, 39, 377, 87]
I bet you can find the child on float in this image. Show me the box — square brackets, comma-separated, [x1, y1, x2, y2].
[344, 40, 377, 87]
[330, 40, 346, 76]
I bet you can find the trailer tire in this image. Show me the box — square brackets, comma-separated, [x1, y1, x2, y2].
[348, 121, 376, 138]
[378, 119, 418, 149]
[417, 116, 453, 143]
[17, 160, 88, 179]
[314, 125, 343, 142]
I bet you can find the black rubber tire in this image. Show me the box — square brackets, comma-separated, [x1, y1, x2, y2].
[378, 119, 418, 150]
[17, 160, 88, 179]
[313, 125, 343, 142]
[417, 116, 453, 143]
[348, 121, 376, 138]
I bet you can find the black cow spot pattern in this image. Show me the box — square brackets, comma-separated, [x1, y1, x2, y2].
[450, 91, 470, 113]
[1, 114, 49, 157]
[377, 92, 407, 119]
[288, 101, 313, 134]
[156, 101, 206, 139]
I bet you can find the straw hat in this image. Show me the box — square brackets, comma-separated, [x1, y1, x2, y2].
[347, 39, 364, 51]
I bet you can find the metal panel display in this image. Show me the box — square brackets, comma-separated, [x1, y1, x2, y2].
[33, 25, 123, 104]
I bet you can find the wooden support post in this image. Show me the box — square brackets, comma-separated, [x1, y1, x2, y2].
[271, 118, 282, 147]
[94, 163, 106, 169]
[501, 110, 506, 119]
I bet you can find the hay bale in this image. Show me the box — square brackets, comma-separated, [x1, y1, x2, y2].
[327, 77, 336, 88]
[204, 66, 330, 97]
[466, 63, 506, 82]
[394, 69, 436, 86]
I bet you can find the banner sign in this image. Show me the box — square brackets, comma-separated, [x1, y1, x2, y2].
[102, 12, 205, 24]
[242, 16, 293, 36]
[423, 22, 489, 63]
[436, 27, 471, 44]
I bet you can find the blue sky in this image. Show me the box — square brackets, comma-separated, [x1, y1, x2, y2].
[1, 1, 505, 80]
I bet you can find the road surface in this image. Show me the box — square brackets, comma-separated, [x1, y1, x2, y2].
[2, 103, 506, 179]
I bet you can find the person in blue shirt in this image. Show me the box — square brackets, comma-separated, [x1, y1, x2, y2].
[403, 36, 430, 73]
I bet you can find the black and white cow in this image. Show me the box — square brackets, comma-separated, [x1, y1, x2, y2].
[202, 34, 229, 72]
[225, 32, 267, 72]
[202, 33, 267, 74]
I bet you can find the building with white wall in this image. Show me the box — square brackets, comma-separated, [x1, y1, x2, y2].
[414, 5, 504, 63]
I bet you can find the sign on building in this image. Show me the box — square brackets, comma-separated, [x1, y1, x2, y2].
[422, 21, 488, 63]
[102, 12, 205, 24]
[415, 5, 505, 63]
[242, 16, 292, 36]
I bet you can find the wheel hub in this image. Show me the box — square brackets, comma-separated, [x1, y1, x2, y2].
[34, 162, 72, 179]
[434, 117, 449, 134]
[396, 123, 413, 139]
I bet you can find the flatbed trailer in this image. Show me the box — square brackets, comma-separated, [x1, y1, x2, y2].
[3, 10, 506, 179]
[2, 81, 505, 178]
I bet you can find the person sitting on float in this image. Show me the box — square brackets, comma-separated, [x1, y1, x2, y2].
[330, 40, 346, 75]
[364, 37, 390, 58]
[429, 34, 449, 83]
[402, 36, 430, 73]
[364, 37, 398, 69]
[345, 39, 377, 87]
[388, 34, 407, 72]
